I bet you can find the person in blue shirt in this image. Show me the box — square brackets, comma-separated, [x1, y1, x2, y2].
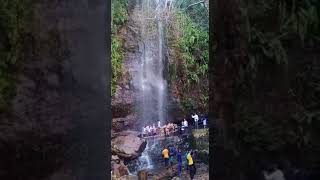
[169, 146, 176, 165]
[177, 148, 182, 177]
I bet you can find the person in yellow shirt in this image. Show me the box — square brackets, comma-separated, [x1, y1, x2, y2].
[162, 146, 169, 167]
[187, 150, 196, 179]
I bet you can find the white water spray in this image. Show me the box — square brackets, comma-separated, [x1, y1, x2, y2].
[132, 0, 171, 126]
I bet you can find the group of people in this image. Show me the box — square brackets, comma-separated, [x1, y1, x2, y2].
[142, 124, 158, 136]
[142, 121, 178, 137]
[162, 146, 197, 179]
[181, 113, 207, 132]
[142, 112, 208, 137]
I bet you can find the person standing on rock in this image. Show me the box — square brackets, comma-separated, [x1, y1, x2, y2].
[162, 146, 169, 167]
[152, 124, 156, 135]
[169, 146, 176, 166]
[142, 126, 147, 137]
[163, 125, 167, 137]
[180, 120, 184, 134]
[192, 113, 199, 129]
[203, 118, 207, 128]
[184, 119, 188, 129]
[147, 125, 152, 136]
[158, 120, 161, 128]
[184, 150, 189, 170]
[187, 150, 196, 179]
[177, 148, 182, 177]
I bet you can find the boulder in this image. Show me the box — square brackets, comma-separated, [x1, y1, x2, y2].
[112, 161, 129, 179]
[112, 131, 147, 159]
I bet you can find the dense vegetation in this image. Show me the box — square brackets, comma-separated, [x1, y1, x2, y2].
[111, 0, 128, 95]
[0, 0, 32, 112]
[211, 0, 320, 178]
[167, 0, 209, 113]
[236, 0, 320, 157]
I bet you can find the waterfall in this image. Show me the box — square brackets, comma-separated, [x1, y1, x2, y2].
[133, 0, 169, 126]
[127, 0, 172, 173]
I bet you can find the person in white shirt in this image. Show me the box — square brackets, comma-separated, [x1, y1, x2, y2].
[158, 120, 161, 128]
[203, 118, 207, 128]
[192, 113, 199, 129]
[152, 124, 156, 135]
[146, 126, 151, 136]
[180, 120, 185, 133]
[184, 119, 188, 128]
[142, 126, 147, 137]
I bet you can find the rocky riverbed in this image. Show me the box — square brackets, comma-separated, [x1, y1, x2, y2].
[111, 131, 147, 179]
[111, 129, 209, 180]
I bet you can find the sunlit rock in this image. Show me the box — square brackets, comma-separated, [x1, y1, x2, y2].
[112, 131, 147, 159]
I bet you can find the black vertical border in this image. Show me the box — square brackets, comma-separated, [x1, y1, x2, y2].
[106, 0, 112, 179]
[209, 0, 214, 179]
[87, 0, 111, 179]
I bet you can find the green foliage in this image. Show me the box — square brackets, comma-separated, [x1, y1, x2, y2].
[243, 0, 320, 73]
[111, 36, 123, 95]
[181, 96, 197, 112]
[112, 0, 128, 34]
[173, 0, 208, 30]
[0, 0, 32, 112]
[175, 11, 208, 85]
[233, 0, 320, 160]
[111, 0, 128, 95]
[167, 6, 209, 112]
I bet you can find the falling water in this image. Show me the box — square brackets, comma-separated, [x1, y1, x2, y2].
[133, 0, 169, 126]
[136, 139, 155, 170]
[128, 0, 172, 173]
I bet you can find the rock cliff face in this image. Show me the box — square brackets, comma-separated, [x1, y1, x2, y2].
[112, 2, 141, 131]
